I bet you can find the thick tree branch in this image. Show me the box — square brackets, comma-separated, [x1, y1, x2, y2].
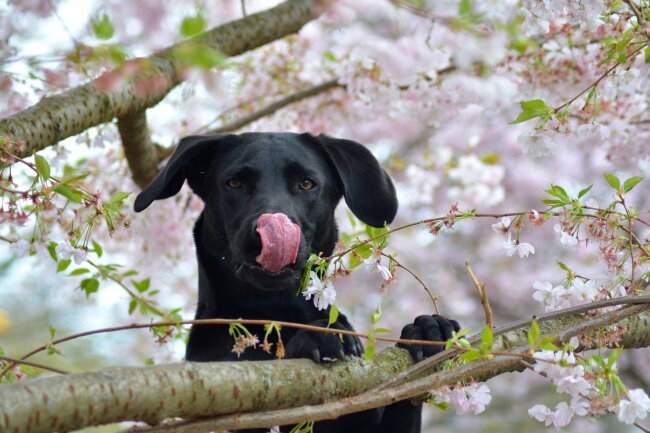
[117, 111, 160, 188]
[1, 304, 648, 433]
[0, 0, 322, 159]
[133, 304, 650, 433]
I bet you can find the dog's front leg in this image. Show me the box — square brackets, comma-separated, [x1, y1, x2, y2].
[377, 314, 460, 433]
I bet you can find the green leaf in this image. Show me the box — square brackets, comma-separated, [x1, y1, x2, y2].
[537, 340, 559, 351]
[528, 319, 540, 346]
[607, 347, 622, 368]
[53, 185, 82, 203]
[49, 326, 56, 339]
[35, 154, 51, 181]
[92, 14, 114, 40]
[623, 176, 643, 193]
[557, 261, 571, 272]
[577, 185, 593, 199]
[69, 268, 90, 275]
[47, 242, 58, 262]
[349, 252, 363, 269]
[92, 240, 103, 258]
[480, 325, 493, 350]
[510, 110, 541, 124]
[56, 259, 71, 273]
[364, 342, 375, 360]
[590, 354, 606, 368]
[458, 0, 472, 17]
[510, 99, 548, 124]
[604, 173, 620, 190]
[328, 304, 339, 326]
[460, 350, 483, 362]
[171, 42, 225, 69]
[108, 191, 130, 204]
[371, 304, 382, 324]
[80, 278, 100, 297]
[550, 185, 570, 202]
[645, 46, 650, 63]
[128, 300, 137, 315]
[181, 14, 207, 37]
[132, 278, 151, 293]
[520, 99, 547, 111]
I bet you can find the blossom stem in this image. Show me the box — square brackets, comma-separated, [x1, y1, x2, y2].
[379, 252, 439, 313]
[465, 261, 493, 329]
[554, 42, 648, 113]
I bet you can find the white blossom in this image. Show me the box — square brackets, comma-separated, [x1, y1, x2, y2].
[529, 404, 554, 426]
[491, 217, 511, 235]
[533, 281, 571, 312]
[502, 234, 535, 258]
[617, 389, 650, 424]
[552, 401, 573, 427]
[55, 241, 87, 265]
[518, 131, 555, 157]
[302, 271, 336, 311]
[568, 279, 598, 304]
[364, 258, 392, 280]
[554, 224, 578, 246]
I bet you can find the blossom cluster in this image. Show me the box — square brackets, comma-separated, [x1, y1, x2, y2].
[430, 382, 493, 416]
[532, 279, 600, 312]
[528, 349, 650, 427]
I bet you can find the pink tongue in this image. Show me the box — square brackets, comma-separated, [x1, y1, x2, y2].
[255, 213, 301, 273]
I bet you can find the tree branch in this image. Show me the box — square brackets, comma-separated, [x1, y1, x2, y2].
[207, 79, 341, 135]
[1, 303, 648, 433]
[0, 0, 322, 159]
[116, 110, 160, 188]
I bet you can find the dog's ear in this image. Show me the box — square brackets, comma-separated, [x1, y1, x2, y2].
[134, 135, 240, 212]
[312, 134, 398, 228]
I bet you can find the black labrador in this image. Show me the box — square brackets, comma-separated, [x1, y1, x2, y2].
[134, 132, 459, 433]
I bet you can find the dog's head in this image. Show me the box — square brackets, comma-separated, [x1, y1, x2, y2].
[134, 132, 397, 291]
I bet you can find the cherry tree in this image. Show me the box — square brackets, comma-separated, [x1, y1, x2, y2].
[1, 0, 649, 432]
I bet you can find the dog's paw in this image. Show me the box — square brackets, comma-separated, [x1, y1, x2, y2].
[285, 319, 364, 362]
[397, 314, 461, 362]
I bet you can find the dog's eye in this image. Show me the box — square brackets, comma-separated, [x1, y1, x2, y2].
[226, 178, 243, 189]
[298, 178, 316, 191]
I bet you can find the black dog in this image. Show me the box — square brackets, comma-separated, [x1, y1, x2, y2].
[134, 132, 459, 433]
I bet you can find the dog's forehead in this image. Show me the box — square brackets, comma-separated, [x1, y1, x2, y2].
[221, 133, 325, 170]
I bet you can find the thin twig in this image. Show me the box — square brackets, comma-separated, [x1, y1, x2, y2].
[207, 79, 341, 135]
[554, 43, 648, 112]
[0, 317, 448, 379]
[380, 252, 439, 313]
[466, 261, 493, 329]
[0, 355, 69, 375]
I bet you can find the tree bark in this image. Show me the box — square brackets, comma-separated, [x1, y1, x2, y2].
[1, 306, 648, 433]
[0, 0, 321, 159]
